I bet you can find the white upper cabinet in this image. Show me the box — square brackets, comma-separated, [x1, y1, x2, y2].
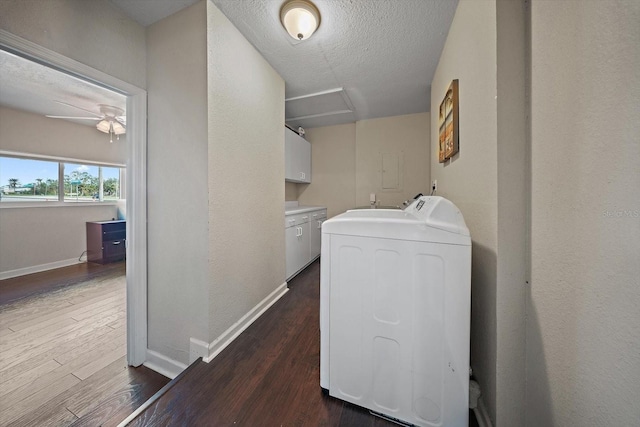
[285, 128, 311, 183]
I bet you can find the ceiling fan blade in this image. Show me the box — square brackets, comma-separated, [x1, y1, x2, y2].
[115, 116, 126, 126]
[46, 115, 102, 120]
[53, 100, 104, 118]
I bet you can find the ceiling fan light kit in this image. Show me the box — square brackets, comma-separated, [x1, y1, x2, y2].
[280, 0, 320, 41]
[95, 105, 125, 143]
[96, 119, 125, 135]
[96, 118, 125, 143]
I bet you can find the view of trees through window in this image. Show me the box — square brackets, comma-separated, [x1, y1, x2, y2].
[63, 163, 120, 202]
[0, 156, 123, 203]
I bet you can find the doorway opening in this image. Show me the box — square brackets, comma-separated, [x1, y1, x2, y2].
[0, 30, 147, 366]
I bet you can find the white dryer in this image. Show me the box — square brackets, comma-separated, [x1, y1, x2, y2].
[320, 196, 471, 427]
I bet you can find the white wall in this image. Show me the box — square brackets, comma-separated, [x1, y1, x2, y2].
[0, 107, 127, 277]
[495, 0, 527, 425]
[0, 205, 118, 276]
[298, 123, 356, 218]
[430, 1, 499, 422]
[528, 1, 640, 425]
[432, 1, 639, 425]
[355, 113, 430, 208]
[0, 107, 126, 163]
[206, 1, 285, 342]
[144, 0, 285, 366]
[297, 113, 430, 217]
[0, 0, 146, 89]
[146, 1, 210, 364]
[285, 182, 298, 201]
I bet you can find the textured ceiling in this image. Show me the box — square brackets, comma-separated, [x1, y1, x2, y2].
[1, 0, 458, 131]
[0, 50, 126, 128]
[211, 0, 458, 128]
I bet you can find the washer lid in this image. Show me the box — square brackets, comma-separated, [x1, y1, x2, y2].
[404, 196, 470, 236]
[323, 197, 470, 245]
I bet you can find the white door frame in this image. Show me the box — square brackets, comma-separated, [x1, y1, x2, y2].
[0, 30, 148, 366]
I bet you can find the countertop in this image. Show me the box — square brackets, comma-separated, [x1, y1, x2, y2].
[285, 205, 326, 215]
[352, 205, 402, 210]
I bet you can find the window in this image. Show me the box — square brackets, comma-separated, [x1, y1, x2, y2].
[63, 163, 121, 202]
[0, 155, 124, 204]
[0, 157, 59, 202]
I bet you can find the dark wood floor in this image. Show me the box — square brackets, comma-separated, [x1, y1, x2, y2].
[0, 262, 170, 426]
[126, 260, 479, 427]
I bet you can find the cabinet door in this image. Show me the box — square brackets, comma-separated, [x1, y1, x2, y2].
[309, 218, 322, 260]
[285, 225, 299, 279]
[285, 129, 297, 181]
[286, 222, 312, 280]
[299, 138, 311, 183]
[284, 128, 311, 183]
[299, 221, 311, 267]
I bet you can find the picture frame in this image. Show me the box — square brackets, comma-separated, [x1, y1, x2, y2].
[438, 79, 459, 162]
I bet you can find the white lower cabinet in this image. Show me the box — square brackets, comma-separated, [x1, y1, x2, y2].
[285, 221, 310, 280]
[285, 208, 326, 280]
[309, 210, 327, 260]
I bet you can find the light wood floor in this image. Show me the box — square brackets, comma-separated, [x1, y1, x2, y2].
[0, 263, 167, 426]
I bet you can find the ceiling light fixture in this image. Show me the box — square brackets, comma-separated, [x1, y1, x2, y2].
[95, 105, 125, 143]
[96, 118, 125, 142]
[280, 0, 321, 41]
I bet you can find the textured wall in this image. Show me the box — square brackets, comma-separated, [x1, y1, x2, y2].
[207, 2, 285, 341]
[297, 114, 429, 217]
[495, 0, 528, 425]
[285, 182, 298, 201]
[146, 1, 210, 364]
[355, 113, 430, 208]
[430, 0, 498, 422]
[0, 0, 147, 89]
[528, 1, 640, 425]
[298, 123, 356, 218]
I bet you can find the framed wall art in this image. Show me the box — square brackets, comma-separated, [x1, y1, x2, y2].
[438, 79, 459, 162]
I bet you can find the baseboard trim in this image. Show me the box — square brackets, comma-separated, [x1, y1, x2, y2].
[143, 349, 188, 380]
[145, 283, 288, 377]
[189, 337, 210, 364]
[0, 258, 82, 280]
[198, 282, 289, 363]
[474, 396, 493, 427]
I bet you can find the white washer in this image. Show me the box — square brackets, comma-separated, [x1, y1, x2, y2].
[320, 196, 471, 427]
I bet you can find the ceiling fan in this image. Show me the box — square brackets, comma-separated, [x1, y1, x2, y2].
[46, 101, 126, 143]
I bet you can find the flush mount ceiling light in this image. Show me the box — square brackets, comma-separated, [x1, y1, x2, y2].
[280, 0, 321, 41]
